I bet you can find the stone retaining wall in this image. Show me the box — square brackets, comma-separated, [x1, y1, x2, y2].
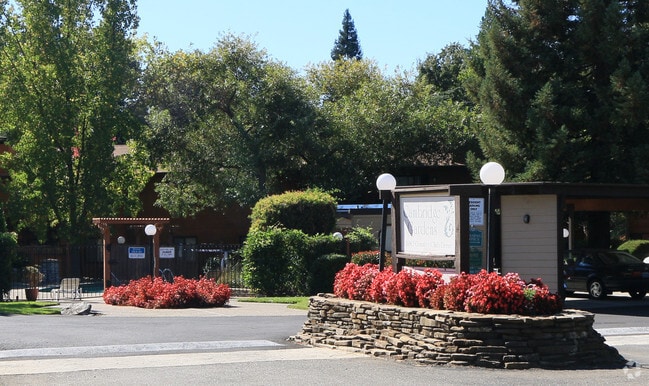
[291, 294, 625, 369]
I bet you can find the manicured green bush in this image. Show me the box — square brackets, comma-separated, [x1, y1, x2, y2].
[249, 189, 336, 235]
[309, 253, 349, 294]
[0, 232, 17, 299]
[345, 227, 378, 253]
[351, 250, 379, 265]
[617, 239, 649, 259]
[242, 228, 310, 296]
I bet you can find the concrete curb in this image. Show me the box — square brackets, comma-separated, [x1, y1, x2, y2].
[57, 296, 308, 318]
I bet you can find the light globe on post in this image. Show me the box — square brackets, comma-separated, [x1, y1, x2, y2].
[479, 162, 505, 273]
[479, 162, 505, 185]
[376, 173, 397, 192]
[376, 173, 396, 271]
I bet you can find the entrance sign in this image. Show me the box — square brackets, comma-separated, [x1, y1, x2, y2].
[159, 247, 175, 259]
[128, 246, 146, 259]
[399, 195, 456, 256]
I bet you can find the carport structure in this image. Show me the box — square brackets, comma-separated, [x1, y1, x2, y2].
[92, 217, 170, 289]
[390, 182, 649, 293]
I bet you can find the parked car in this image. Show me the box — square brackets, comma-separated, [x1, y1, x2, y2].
[563, 249, 649, 300]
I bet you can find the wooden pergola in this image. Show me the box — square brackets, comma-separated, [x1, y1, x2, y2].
[92, 217, 170, 290]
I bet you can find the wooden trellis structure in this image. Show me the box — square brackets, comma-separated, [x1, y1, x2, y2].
[92, 217, 170, 289]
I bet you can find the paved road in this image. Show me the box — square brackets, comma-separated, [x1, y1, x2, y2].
[0, 295, 648, 385]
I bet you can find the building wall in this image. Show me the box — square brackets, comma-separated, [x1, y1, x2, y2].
[500, 195, 559, 292]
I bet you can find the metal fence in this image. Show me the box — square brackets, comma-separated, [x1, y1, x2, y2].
[5, 243, 248, 301]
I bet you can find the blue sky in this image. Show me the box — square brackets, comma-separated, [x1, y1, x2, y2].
[136, 1, 488, 73]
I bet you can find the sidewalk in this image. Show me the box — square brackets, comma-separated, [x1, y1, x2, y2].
[58, 296, 308, 318]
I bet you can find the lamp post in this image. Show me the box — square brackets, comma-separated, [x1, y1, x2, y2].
[376, 173, 396, 271]
[145, 224, 157, 278]
[479, 162, 505, 273]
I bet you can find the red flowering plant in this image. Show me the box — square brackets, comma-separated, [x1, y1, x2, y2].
[103, 276, 231, 309]
[464, 271, 526, 314]
[367, 266, 394, 303]
[333, 263, 378, 300]
[443, 272, 478, 311]
[522, 277, 563, 316]
[330, 263, 563, 316]
[385, 269, 418, 307]
[415, 268, 445, 308]
[428, 283, 447, 310]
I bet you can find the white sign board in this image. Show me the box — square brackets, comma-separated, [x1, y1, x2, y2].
[400, 195, 456, 256]
[469, 198, 484, 226]
[128, 246, 146, 259]
[159, 247, 175, 259]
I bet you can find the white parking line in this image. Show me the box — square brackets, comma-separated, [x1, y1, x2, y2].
[0, 347, 364, 375]
[0, 340, 283, 359]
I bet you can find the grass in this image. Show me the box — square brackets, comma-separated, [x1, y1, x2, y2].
[237, 296, 310, 310]
[0, 301, 61, 315]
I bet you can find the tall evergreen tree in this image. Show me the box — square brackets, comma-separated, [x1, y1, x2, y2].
[331, 9, 363, 61]
[465, 0, 649, 183]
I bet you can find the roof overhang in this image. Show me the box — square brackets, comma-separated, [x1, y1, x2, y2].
[394, 182, 649, 212]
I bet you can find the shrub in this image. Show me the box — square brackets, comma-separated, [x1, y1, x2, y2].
[523, 277, 563, 316]
[242, 228, 310, 296]
[367, 266, 394, 303]
[389, 269, 418, 307]
[248, 189, 337, 235]
[333, 263, 378, 300]
[443, 272, 477, 311]
[415, 268, 444, 308]
[464, 271, 525, 314]
[345, 227, 378, 253]
[0, 231, 17, 298]
[103, 276, 231, 308]
[617, 239, 649, 259]
[309, 253, 349, 294]
[351, 251, 379, 265]
[331, 264, 563, 316]
[429, 283, 447, 310]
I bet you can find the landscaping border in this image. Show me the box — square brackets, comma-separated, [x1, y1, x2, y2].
[291, 294, 626, 369]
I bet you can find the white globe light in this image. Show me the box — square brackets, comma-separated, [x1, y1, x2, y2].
[479, 162, 505, 185]
[144, 224, 157, 236]
[117, 236, 126, 244]
[333, 232, 343, 240]
[376, 173, 397, 191]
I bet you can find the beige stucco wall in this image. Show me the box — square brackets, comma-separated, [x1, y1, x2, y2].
[500, 195, 559, 292]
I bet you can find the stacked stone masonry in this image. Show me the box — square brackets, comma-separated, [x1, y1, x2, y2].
[291, 294, 626, 369]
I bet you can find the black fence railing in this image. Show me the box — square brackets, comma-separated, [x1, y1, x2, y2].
[5, 243, 248, 301]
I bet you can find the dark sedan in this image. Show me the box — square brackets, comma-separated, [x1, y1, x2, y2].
[564, 249, 649, 299]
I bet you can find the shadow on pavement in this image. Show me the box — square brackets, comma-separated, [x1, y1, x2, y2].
[564, 293, 649, 317]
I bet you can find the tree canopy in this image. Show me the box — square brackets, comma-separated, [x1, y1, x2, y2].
[0, 0, 150, 243]
[465, 0, 649, 183]
[331, 9, 363, 61]
[143, 34, 327, 217]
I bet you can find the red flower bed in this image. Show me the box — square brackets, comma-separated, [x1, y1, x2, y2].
[332, 264, 563, 316]
[103, 276, 232, 308]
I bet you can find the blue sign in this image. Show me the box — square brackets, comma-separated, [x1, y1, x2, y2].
[469, 229, 483, 247]
[128, 246, 146, 259]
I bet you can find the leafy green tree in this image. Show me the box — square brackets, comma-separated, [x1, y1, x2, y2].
[418, 43, 472, 103]
[307, 60, 477, 201]
[331, 9, 362, 61]
[143, 34, 327, 216]
[465, 0, 649, 183]
[0, 0, 149, 243]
